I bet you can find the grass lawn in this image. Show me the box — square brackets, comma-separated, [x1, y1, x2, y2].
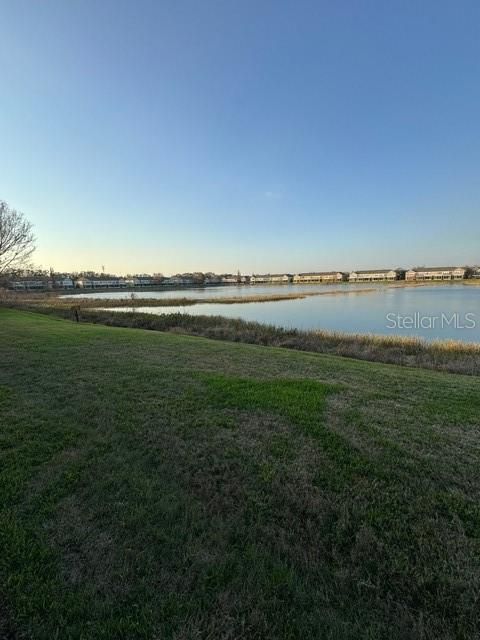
[0, 308, 479, 639]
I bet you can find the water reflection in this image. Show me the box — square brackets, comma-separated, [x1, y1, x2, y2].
[83, 284, 480, 343]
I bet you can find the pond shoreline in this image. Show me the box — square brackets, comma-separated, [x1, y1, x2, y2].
[13, 305, 480, 376]
[4, 282, 480, 344]
[49, 288, 381, 308]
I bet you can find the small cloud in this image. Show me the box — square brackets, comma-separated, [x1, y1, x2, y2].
[264, 190, 283, 200]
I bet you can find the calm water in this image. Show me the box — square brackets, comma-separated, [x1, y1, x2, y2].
[63, 283, 372, 299]
[64, 284, 480, 343]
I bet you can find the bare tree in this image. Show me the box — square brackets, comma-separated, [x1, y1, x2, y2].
[0, 200, 36, 275]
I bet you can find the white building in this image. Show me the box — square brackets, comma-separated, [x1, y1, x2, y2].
[250, 274, 292, 284]
[76, 278, 127, 289]
[349, 269, 404, 282]
[55, 277, 74, 289]
[293, 272, 347, 284]
[405, 267, 466, 281]
[10, 279, 47, 290]
[125, 276, 156, 287]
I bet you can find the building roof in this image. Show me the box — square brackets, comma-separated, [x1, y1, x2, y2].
[295, 271, 343, 276]
[78, 277, 125, 281]
[408, 266, 465, 272]
[350, 268, 403, 274]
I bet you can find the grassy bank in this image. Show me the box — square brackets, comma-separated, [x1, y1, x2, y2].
[1, 308, 480, 639]
[15, 304, 480, 376]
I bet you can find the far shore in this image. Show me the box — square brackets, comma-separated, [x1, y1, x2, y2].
[3, 279, 478, 310]
[10, 287, 380, 310]
[61, 279, 480, 296]
[5, 278, 479, 300]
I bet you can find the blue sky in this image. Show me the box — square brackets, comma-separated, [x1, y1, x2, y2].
[1, 0, 479, 274]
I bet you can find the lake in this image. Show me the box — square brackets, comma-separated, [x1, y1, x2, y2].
[64, 284, 480, 343]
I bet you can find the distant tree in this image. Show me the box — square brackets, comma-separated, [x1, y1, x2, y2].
[49, 267, 57, 289]
[192, 272, 205, 284]
[0, 200, 36, 275]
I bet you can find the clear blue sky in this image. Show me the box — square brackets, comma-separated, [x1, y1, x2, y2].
[1, 0, 479, 275]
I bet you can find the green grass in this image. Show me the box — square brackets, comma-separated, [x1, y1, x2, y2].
[23, 305, 480, 376]
[0, 308, 479, 639]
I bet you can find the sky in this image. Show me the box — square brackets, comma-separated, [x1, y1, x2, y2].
[1, 0, 479, 275]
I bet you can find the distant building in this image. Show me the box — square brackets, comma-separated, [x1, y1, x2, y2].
[472, 267, 480, 279]
[10, 276, 74, 290]
[166, 275, 196, 286]
[405, 267, 466, 281]
[250, 274, 292, 284]
[220, 274, 249, 284]
[204, 274, 221, 285]
[75, 278, 127, 289]
[134, 277, 155, 287]
[124, 276, 159, 287]
[349, 269, 405, 283]
[219, 275, 238, 284]
[293, 271, 347, 284]
[54, 277, 74, 289]
[9, 278, 48, 291]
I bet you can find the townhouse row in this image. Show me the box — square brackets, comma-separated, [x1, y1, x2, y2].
[7, 266, 479, 291]
[252, 266, 474, 284]
[7, 273, 245, 290]
[8, 276, 163, 291]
